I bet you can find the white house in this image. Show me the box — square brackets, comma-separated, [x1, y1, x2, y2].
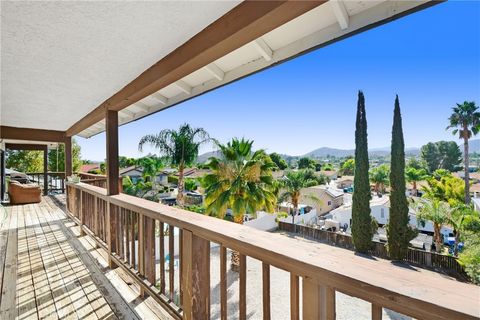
[326, 195, 453, 241]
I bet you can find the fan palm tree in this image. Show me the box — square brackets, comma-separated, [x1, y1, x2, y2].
[447, 101, 480, 204]
[405, 167, 428, 196]
[278, 170, 321, 224]
[136, 157, 164, 187]
[369, 165, 389, 194]
[138, 124, 210, 206]
[414, 198, 451, 253]
[202, 138, 277, 270]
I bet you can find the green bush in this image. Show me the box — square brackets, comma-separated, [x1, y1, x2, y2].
[276, 211, 288, 222]
[168, 175, 178, 184]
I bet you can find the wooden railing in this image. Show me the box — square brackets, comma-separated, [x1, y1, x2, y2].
[26, 172, 65, 193]
[278, 222, 466, 278]
[78, 172, 122, 191]
[65, 182, 479, 320]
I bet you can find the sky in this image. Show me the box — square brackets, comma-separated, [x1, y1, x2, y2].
[77, 1, 480, 162]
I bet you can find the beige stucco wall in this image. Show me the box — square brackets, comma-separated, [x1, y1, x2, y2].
[300, 187, 344, 215]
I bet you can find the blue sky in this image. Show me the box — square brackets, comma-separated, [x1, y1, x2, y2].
[77, 1, 480, 161]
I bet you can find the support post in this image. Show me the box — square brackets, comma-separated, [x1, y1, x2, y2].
[43, 146, 48, 196]
[65, 136, 72, 177]
[0, 150, 5, 202]
[106, 109, 119, 268]
[182, 230, 210, 320]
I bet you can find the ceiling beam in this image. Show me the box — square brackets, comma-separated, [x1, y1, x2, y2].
[331, 0, 349, 30]
[151, 93, 168, 105]
[205, 63, 225, 81]
[0, 126, 65, 142]
[66, 0, 326, 136]
[120, 109, 136, 118]
[5, 143, 48, 151]
[252, 38, 273, 61]
[174, 80, 192, 95]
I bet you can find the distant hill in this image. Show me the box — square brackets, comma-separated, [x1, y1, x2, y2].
[196, 150, 221, 163]
[466, 139, 480, 154]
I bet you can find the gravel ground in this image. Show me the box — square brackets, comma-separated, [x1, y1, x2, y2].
[207, 245, 412, 320]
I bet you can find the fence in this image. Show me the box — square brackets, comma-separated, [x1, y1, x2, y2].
[278, 221, 467, 278]
[26, 172, 65, 193]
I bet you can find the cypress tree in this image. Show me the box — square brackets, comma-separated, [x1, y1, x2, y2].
[387, 95, 417, 260]
[352, 91, 376, 253]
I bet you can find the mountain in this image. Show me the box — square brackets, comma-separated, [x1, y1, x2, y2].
[196, 150, 221, 163]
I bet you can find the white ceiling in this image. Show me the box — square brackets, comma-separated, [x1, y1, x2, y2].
[1, 1, 436, 138]
[0, 0, 240, 131]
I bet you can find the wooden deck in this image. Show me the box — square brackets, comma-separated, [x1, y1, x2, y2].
[0, 196, 173, 320]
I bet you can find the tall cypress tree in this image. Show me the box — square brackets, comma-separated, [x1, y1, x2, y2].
[352, 91, 376, 253]
[387, 95, 417, 260]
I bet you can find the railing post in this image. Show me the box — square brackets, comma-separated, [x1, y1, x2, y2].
[303, 276, 336, 320]
[65, 136, 72, 178]
[43, 145, 48, 196]
[182, 229, 210, 320]
[79, 190, 85, 236]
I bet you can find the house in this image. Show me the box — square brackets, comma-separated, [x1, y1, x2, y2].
[300, 185, 344, 216]
[79, 163, 101, 173]
[120, 166, 171, 185]
[406, 180, 429, 197]
[453, 171, 480, 183]
[336, 175, 354, 189]
[317, 170, 338, 180]
[326, 196, 453, 241]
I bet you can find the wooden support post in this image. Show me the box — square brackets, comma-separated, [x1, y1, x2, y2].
[182, 230, 210, 320]
[372, 304, 382, 320]
[106, 109, 119, 269]
[303, 277, 336, 320]
[106, 109, 119, 195]
[65, 136, 72, 177]
[43, 146, 48, 196]
[0, 150, 5, 202]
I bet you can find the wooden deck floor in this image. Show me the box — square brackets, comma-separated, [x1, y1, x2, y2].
[0, 196, 172, 320]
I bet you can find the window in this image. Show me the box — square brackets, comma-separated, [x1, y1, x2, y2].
[328, 201, 332, 206]
[381, 208, 385, 218]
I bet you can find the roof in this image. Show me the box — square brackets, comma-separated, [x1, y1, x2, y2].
[79, 164, 100, 173]
[470, 183, 480, 193]
[306, 185, 344, 198]
[119, 166, 143, 175]
[318, 170, 337, 177]
[0, 1, 438, 137]
[338, 175, 354, 182]
[175, 168, 211, 179]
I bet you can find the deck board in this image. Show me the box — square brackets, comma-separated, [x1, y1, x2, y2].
[0, 196, 167, 320]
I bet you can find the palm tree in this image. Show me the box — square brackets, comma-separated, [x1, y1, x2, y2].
[449, 204, 478, 256]
[369, 165, 389, 194]
[447, 101, 480, 204]
[138, 124, 210, 206]
[136, 157, 164, 187]
[405, 167, 428, 196]
[278, 170, 320, 224]
[414, 198, 451, 253]
[202, 138, 276, 270]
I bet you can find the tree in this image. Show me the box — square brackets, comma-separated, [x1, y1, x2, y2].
[340, 158, 355, 175]
[119, 156, 136, 168]
[322, 163, 334, 171]
[202, 138, 276, 270]
[269, 152, 288, 170]
[447, 101, 480, 204]
[386, 96, 417, 260]
[406, 158, 424, 170]
[369, 164, 390, 194]
[184, 178, 197, 191]
[422, 173, 465, 207]
[421, 142, 440, 173]
[135, 157, 164, 185]
[278, 170, 320, 224]
[458, 211, 480, 283]
[48, 138, 82, 173]
[138, 123, 210, 206]
[414, 198, 451, 253]
[297, 157, 316, 170]
[420, 141, 461, 173]
[449, 204, 477, 256]
[6, 150, 43, 173]
[405, 167, 428, 196]
[351, 91, 376, 253]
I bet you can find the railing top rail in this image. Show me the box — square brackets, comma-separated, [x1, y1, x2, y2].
[78, 172, 108, 178]
[26, 172, 66, 175]
[67, 182, 480, 320]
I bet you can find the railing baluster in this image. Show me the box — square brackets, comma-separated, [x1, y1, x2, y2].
[303, 277, 336, 320]
[79, 190, 85, 235]
[159, 222, 166, 294]
[138, 213, 145, 296]
[125, 209, 130, 265]
[262, 262, 271, 320]
[179, 228, 183, 306]
[145, 216, 156, 286]
[169, 224, 175, 301]
[220, 246, 227, 320]
[240, 254, 247, 320]
[290, 274, 299, 320]
[131, 211, 136, 269]
[181, 230, 210, 320]
[372, 304, 382, 320]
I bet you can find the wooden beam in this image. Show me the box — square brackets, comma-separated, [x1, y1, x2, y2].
[174, 80, 192, 95]
[1, 126, 65, 142]
[205, 63, 225, 81]
[252, 38, 273, 61]
[151, 93, 168, 105]
[105, 110, 119, 195]
[5, 143, 48, 151]
[66, 1, 326, 136]
[331, 0, 349, 30]
[65, 137, 72, 177]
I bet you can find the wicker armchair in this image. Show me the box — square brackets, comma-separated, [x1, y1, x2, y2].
[8, 180, 41, 204]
